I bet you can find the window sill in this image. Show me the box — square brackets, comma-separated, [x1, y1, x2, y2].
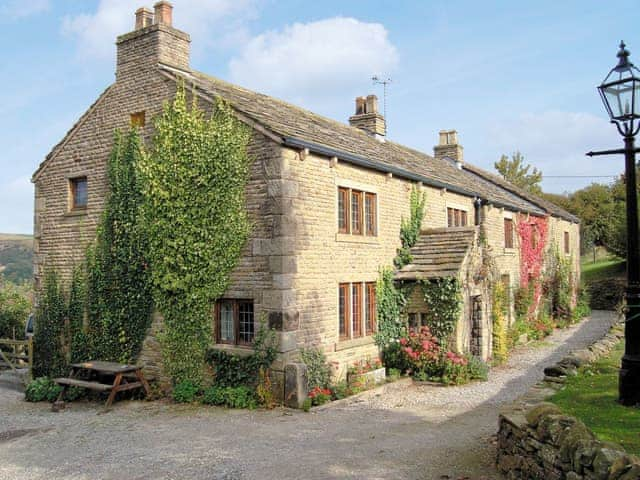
[63, 209, 88, 218]
[335, 335, 375, 352]
[503, 247, 516, 255]
[209, 344, 254, 357]
[335, 233, 379, 244]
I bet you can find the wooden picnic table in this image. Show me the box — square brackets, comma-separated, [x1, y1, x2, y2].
[54, 361, 150, 410]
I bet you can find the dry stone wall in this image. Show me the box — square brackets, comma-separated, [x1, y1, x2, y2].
[496, 324, 637, 480]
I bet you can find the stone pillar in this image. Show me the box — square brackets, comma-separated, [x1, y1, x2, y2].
[284, 363, 308, 409]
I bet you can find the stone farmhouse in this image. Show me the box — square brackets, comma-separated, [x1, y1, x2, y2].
[31, 3, 580, 383]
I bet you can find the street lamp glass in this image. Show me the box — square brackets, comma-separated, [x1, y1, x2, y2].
[598, 42, 640, 131]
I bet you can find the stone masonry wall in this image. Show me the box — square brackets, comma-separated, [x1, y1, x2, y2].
[497, 324, 638, 480]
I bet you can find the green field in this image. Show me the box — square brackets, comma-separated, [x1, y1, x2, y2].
[581, 257, 625, 284]
[550, 341, 640, 456]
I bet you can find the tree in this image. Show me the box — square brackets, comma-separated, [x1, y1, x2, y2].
[494, 152, 543, 194]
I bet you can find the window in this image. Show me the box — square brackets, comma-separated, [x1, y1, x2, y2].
[504, 218, 514, 248]
[447, 207, 468, 227]
[339, 283, 350, 340]
[338, 188, 349, 233]
[365, 193, 376, 236]
[130, 111, 145, 127]
[564, 231, 570, 254]
[337, 187, 377, 236]
[408, 312, 419, 331]
[531, 225, 539, 250]
[70, 177, 88, 210]
[338, 281, 376, 341]
[365, 282, 376, 335]
[215, 299, 254, 346]
[351, 190, 362, 234]
[352, 283, 362, 338]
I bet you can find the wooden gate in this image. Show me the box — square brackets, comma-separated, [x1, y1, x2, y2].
[0, 338, 33, 379]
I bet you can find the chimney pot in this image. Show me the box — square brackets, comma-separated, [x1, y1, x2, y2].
[365, 94, 379, 114]
[154, 1, 173, 26]
[349, 94, 385, 139]
[355, 96, 366, 115]
[434, 129, 464, 162]
[135, 7, 153, 29]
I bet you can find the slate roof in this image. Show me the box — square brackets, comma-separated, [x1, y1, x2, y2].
[394, 227, 476, 281]
[158, 65, 576, 222]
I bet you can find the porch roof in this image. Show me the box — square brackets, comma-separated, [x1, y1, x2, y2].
[394, 227, 476, 281]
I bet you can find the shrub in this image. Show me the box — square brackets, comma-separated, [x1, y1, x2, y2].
[440, 352, 469, 385]
[300, 347, 331, 390]
[331, 381, 350, 400]
[572, 288, 591, 321]
[256, 367, 275, 409]
[308, 386, 332, 406]
[25, 377, 62, 403]
[347, 358, 382, 376]
[514, 284, 535, 321]
[587, 278, 625, 310]
[201, 385, 256, 409]
[466, 355, 489, 381]
[386, 368, 402, 381]
[172, 380, 200, 403]
[398, 326, 441, 377]
[0, 279, 30, 339]
[381, 342, 410, 373]
[206, 321, 277, 387]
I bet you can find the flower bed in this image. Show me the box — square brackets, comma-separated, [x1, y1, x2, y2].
[347, 359, 386, 389]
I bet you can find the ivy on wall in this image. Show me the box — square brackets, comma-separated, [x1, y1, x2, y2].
[517, 214, 548, 316]
[139, 84, 251, 384]
[491, 280, 508, 363]
[419, 277, 462, 344]
[85, 129, 153, 364]
[395, 186, 427, 269]
[377, 186, 426, 346]
[33, 270, 67, 378]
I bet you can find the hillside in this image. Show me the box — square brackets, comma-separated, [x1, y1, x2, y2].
[0, 234, 33, 284]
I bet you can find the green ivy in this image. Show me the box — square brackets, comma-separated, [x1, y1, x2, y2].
[0, 276, 31, 339]
[419, 277, 462, 343]
[300, 347, 332, 390]
[374, 267, 407, 348]
[206, 322, 277, 387]
[140, 84, 251, 384]
[491, 281, 508, 363]
[395, 186, 427, 269]
[85, 129, 153, 364]
[33, 270, 67, 378]
[68, 266, 89, 363]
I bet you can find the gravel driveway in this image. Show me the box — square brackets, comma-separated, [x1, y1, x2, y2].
[0, 311, 617, 480]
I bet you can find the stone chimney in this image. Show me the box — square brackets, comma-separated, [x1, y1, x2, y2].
[116, 2, 190, 81]
[349, 95, 386, 140]
[434, 129, 464, 165]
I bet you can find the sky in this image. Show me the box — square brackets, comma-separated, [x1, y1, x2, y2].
[0, 0, 638, 234]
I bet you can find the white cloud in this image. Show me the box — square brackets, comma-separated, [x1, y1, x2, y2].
[228, 17, 398, 111]
[0, 0, 49, 20]
[62, 0, 258, 60]
[482, 110, 623, 193]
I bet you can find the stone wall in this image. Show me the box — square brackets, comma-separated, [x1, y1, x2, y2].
[496, 324, 638, 480]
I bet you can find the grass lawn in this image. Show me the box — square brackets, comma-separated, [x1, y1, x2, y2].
[581, 257, 625, 284]
[549, 341, 640, 455]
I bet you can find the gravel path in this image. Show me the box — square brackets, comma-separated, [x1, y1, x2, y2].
[0, 311, 618, 480]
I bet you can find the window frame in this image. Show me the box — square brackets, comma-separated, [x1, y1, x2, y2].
[352, 283, 363, 338]
[504, 218, 514, 249]
[365, 282, 376, 335]
[564, 231, 570, 254]
[447, 207, 468, 227]
[130, 111, 146, 128]
[337, 186, 377, 237]
[69, 176, 88, 211]
[338, 283, 351, 340]
[215, 299, 255, 346]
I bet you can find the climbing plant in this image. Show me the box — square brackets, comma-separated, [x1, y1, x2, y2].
[419, 277, 462, 344]
[85, 129, 153, 364]
[544, 248, 574, 323]
[374, 267, 407, 348]
[395, 186, 427, 269]
[517, 214, 548, 316]
[32, 270, 67, 378]
[139, 84, 251, 384]
[68, 266, 89, 363]
[491, 280, 508, 363]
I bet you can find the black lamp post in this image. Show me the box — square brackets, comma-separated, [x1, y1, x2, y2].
[588, 41, 640, 405]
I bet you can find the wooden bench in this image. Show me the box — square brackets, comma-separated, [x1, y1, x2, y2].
[53, 361, 150, 411]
